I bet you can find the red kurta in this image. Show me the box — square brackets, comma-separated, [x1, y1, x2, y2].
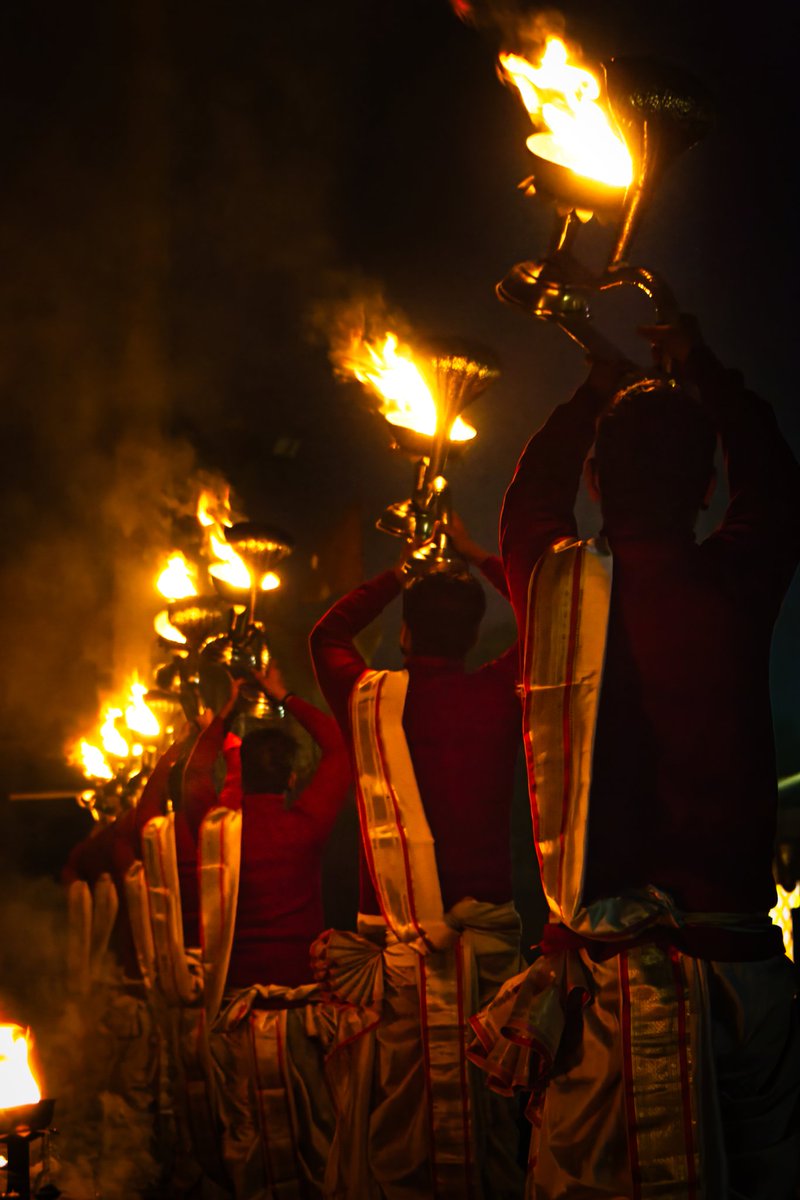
[309, 557, 521, 914]
[181, 697, 351, 989]
[501, 347, 800, 916]
[62, 742, 185, 977]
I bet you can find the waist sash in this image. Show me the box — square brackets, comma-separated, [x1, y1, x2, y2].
[350, 668, 455, 951]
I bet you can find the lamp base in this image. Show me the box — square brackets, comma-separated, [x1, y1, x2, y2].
[496, 259, 590, 321]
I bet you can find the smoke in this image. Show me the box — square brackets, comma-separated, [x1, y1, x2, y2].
[0, 871, 163, 1198]
[447, 0, 566, 53]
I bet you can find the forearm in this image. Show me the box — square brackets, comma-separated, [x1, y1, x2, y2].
[477, 554, 509, 600]
[310, 570, 402, 721]
[500, 381, 609, 605]
[184, 716, 227, 835]
[284, 694, 345, 756]
[686, 346, 800, 535]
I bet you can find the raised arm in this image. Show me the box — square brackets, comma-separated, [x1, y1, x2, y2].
[183, 679, 243, 840]
[500, 359, 632, 626]
[643, 319, 800, 604]
[309, 568, 402, 730]
[132, 736, 190, 848]
[255, 662, 352, 838]
[447, 512, 510, 600]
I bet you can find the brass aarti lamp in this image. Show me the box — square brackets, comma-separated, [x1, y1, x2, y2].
[497, 44, 713, 355]
[204, 522, 294, 721]
[367, 338, 500, 577]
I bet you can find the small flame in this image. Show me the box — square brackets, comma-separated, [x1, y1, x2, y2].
[124, 680, 161, 739]
[154, 609, 187, 645]
[499, 37, 633, 188]
[73, 740, 114, 782]
[100, 708, 129, 759]
[156, 553, 198, 602]
[341, 333, 475, 441]
[0, 1024, 41, 1108]
[770, 882, 800, 961]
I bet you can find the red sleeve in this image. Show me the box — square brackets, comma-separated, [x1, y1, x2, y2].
[309, 569, 402, 732]
[500, 382, 609, 631]
[183, 715, 232, 840]
[219, 732, 242, 810]
[687, 346, 800, 605]
[286, 695, 352, 840]
[132, 740, 186, 849]
[477, 554, 510, 600]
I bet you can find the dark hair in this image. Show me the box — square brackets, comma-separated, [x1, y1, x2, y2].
[594, 379, 717, 531]
[402, 572, 486, 658]
[240, 727, 298, 794]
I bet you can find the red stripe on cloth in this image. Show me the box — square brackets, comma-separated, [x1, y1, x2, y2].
[619, 950, 642, 1200]
[418, 956, 439, 1193]
[670, 949, 699, 1198]
[155, 832, 181, 1001]
[455, 939, 475, 1197]
[275, 1015, 307, 1197]
[523, 558, 546, 872]
[555, 553, 583, 905]
[373, 673, 427, 944]
[249, 1014, 275, 1186]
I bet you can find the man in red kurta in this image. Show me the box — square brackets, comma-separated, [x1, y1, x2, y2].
[476, 320, 800, 1198]
[309, 525, 525, 1199]
[181, 667, 351, 990]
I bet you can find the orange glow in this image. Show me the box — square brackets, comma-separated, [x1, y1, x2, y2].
[770, 883, 800, 961]
[72, 740, 114, 783]
[124, 679, 161, 739]
[100, 707, 129, 759]
[0, 1024, 41, 1108]
[156, 553, 198, 602]
[499, 37, 633, 187]
[154, 609, 187, 645]
[340, 333, 476, 441]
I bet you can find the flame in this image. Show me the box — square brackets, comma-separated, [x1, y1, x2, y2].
[341, 333, 475, 441]
[770, 882, 800, 961]
[154, 609, 187, 645]
[100, 708, 129, 759]
[499, 37, 633, 187]
[73, 740, 114, 782]
[156, 553, 198, 602]
[0, 1024, 41, 1108]
[124, 680, 161, 739]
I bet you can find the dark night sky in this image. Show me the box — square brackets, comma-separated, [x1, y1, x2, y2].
[0, 0, 798, 823]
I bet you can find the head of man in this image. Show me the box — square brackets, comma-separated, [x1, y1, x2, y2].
[240, 727, 298, 796]
[588, 378, 717, 534]
[400, 571, 486, 659]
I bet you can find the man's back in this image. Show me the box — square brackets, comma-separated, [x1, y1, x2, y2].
[588, 529, 779, 913]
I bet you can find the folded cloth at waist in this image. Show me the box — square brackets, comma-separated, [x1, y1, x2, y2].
[539, 913, 783, 962]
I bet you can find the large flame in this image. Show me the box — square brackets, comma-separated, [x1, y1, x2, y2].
[73, 740, 114, 783]
[341, 333, 475, 441]
[124, 680, 161, 739]
[499, 37, 633, 188]
[0, 1024, 41, 1108]
[154, 609, 188, 645]
[99, 707, 129, 759]
[156, 552, 198, 602]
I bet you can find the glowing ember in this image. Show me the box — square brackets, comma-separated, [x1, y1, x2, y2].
[154, 609, 187, 645]
[341, 333, 476, 441]
[100, 707, 129, 759]
[124, 680, 161, 739]
[73, 740, 114, 783]
[770, 882, 800, 961]
[499, 37, 633, 188]
[0, 1024, 41, 1108]
[156, 553, 198, 602]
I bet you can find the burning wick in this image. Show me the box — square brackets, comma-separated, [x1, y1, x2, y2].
[0, 1024, 41, 1108]
[156, 552, 198, 602]
[499, 37, 633, 188]
[341, 333, 476, 442]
